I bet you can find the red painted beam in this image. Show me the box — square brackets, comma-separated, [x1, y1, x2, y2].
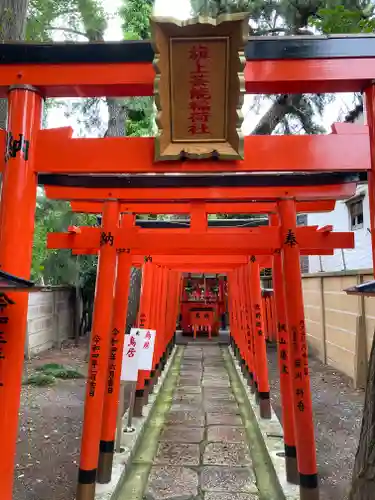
[34, 128, 369, 173]
[0, 59, 374, 98]
[70, 200, 336, 214]
[45, 183, 357, 202]
[244, 58, 375, 94]
[71, 249, 334, 257]
[47, 226, 354, 254]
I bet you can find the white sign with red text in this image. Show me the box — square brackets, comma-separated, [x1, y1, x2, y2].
[121, 329, 141, 381]
[138, 329, 156, 370]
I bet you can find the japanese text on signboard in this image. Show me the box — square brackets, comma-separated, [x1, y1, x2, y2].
[121, 329, 141, 382]
[188, 44, 211, 136]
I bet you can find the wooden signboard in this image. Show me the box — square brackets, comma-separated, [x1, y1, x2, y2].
[152, 14, 248, 161]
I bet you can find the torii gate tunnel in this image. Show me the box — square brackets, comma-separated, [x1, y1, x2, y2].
[1, 26, 375, 500]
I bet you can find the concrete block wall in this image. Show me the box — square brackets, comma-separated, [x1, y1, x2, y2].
[302, 270, 375, 388]
[25, 287, 74, 358]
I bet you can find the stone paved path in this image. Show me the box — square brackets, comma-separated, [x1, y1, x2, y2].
[145, 344, 259, 500]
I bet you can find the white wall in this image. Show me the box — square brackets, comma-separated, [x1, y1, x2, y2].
[26, 288, 74, 357]
[307, 183, 373, 273]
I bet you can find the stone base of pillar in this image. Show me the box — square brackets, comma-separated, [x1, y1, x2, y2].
[148, 370, 156, 395]
[133, 390, 145, 417]
[143, 380, 150, 405]
[299, 485, 319, 500]
[259, 396, 272, 419]
[97, 449, 114, 484]
[76, 482, 96, 500]
[285, 455, 299, 485]
[254, 381, 259, 399]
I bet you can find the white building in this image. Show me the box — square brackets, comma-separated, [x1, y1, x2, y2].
[307, 109, 373, 273]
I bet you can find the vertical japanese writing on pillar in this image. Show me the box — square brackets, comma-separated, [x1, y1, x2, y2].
[292, 320, 308, 413]
[107, 328, 119, 394]
[0, 293, 14, 387]
[278, 322, 289, 376]
[254, 304, 263, 337]
[89, 334, 101, 397]
[188, 44, 211, 136]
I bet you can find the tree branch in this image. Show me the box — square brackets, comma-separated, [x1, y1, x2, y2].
[47, 26, 89, 38]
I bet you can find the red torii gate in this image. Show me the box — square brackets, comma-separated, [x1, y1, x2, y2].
[0, 33, 375, 500]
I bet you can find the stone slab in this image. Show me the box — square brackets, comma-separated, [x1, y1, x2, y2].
[204, 401, 239, 414]
[203, 389, 235, 400]
[174, 386, 202, 395]
[202, 380, 231, 388]
[159, 425, 204, 443]
[206, 413, 243, 426]
[207, 426, 246, 443]
[146, 466, 199, 499]
[154, 442, 200, 466]
[205, 494, 259, 500]
[166, 411, 205, 427]
[170, 402, 204, 412]
[203, 443, 252, 466]
[173, 394, 203, 404]
[201, 466, 256, 493]
[178, 378, 202, 386]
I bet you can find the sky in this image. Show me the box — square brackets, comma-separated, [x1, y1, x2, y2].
[47, 0, 355, 136]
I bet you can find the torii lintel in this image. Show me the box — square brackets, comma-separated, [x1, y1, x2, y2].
[0, 124, 369, 174]
[44, 183, 357, 203]
[69, 200, 337, 215]
[47, 226, 354, 255]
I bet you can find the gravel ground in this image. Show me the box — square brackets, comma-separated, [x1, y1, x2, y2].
[14, 343, 87, 500]
[267, 343, 365, 500]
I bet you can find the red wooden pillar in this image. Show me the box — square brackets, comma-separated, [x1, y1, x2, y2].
[134, 261, 153, 417]
[143, 262, 162, 402]
[162, 269, 172, 361]
[168, 270, 180, 350]
[97, 214, 133, 483]
[227, 273, 235, 346]
[248, 258, 271, 419]
[231, 271, 242, 361]
[77, 200, 119, 500]
[159, 267, 169, 368]
[242, 264, 256, 391]
[231, 270, 243, 362]
[270, 213, 298, 484]
[0, 86, 42, 500]
[237, 267, 249, 377]
[365, 86, 375, 273]
[170, 270, 179, 350]
[279, 199, 319, 500]
[151, 265, 167, 389]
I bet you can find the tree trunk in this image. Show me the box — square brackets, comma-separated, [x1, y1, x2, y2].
[349, 332, 375, 500]
[0, 0, 29, 128]
[251, 94, 303, 135]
